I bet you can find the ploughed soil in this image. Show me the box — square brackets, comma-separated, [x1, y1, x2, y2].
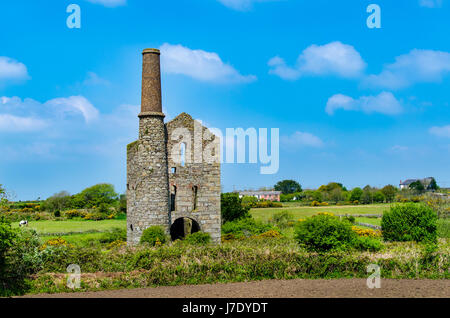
[23, 279, 449, 298]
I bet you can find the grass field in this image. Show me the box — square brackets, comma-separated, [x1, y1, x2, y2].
[10, 204, 448, 242]
[12, 219, 126, 235]
[250, 204, 389, 223]
[40, 232, 107, 244]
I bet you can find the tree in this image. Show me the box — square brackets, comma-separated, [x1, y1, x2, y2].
[274, 180, 302, 195]
[42, 191, 72, 212]
[329, 188, 345, 204]
[221, 193, 250, 223]
[119, 194, 127, 214]
[77, 183, 118, 208]
[428, 178, 439, 191]
[373, 191, 386, 203]
[361, 186, 374, 204]
[349, 187, 363, 202]
[409, 181, 425, 193]
[318, 182, 347, 193]
[381, 185, 398, 202]
[0, 185, 8, 208]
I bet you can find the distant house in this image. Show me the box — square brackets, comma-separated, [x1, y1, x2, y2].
[238, 191, 281, 202]
[399, 177, 435, 190]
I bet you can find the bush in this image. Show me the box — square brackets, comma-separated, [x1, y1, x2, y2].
[184, 232, 211, 245]
[83, 212, 108, 221]
[222, 218, 273, 239]
[140, 226, 167, 246]
[1, 225, 43, 295]
[7, 229, 43, 277]
[0, 217, 17, 275]
[381, 203, 437, 243]
[253, 229, 283, 239]
[294, 214, 357, 252]
[65, 209, 87, 219]
[241, 196, 258, 208]
[253, 201, 283, 208]
[41, 237, 72, 249]
[221, 193, 251, 223]
[310, 201, 328, 207]
[269, 211, 294, 229]
[352, 236, 383, 252]
[344, 215, 356, 224]
[99, 228, 127, 244]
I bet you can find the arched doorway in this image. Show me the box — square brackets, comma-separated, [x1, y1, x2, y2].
[170, 217, 200, 241]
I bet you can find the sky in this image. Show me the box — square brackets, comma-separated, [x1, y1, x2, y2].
[1, 0, 450, 200]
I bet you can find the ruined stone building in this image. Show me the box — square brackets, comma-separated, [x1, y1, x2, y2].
[127, 48, 221, 245]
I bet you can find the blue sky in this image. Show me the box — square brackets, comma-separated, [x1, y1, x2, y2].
[1, 0, 449, 200]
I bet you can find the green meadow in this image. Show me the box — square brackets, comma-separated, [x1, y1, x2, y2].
[250, 204, 388, 223]
[11, 204, 448, 244]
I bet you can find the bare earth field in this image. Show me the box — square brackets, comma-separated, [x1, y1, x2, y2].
[23, 279, 450, 298]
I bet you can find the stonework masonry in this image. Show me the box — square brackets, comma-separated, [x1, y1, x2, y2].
[127, 49, 221, 245]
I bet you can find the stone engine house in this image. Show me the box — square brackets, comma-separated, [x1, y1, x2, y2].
[127, 48, 221, 245]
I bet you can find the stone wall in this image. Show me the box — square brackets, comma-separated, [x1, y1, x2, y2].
[127, 115, 170, 245]
[166, 113, 221, 243]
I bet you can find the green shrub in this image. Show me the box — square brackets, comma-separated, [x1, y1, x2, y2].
[221, 193, 251, 223]
[140, 226, 167, 246]
[83, 212, 107, 221]
[0, 217, 17, 274]
[269, 211, 294, 228]
[99, 228, 127, 244]
[294, 214, 357, 252]
[1, 225, 43, 295]
[184, 232, 211, 245]
[65, 209, 86, 219]
[352, 236, 383, 252]
[343, 215, 356, 224]
[7, 229, 43, 277]
[53, 210, 61, 218]
[241, 196, 258, 208]
[222, 218, 273, 239]
[381, 203, 437, 242]
[253, 201, 283, 208]
[97, 203, 110, 215]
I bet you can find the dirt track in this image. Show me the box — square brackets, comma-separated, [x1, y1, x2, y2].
[24, 279, 450, 298]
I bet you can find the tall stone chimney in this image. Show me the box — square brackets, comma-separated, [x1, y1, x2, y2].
[127, 48, 170, 245]
[140, 48, 164, 116]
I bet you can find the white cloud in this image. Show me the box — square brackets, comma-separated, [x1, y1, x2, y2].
[45, 96, 99, 123]
[0, 56, 30, 82]
[268, 56, 301, 80]
[85, 0, 126, 7]
[364, 49, 450, 89]
[0, 95, 138, 163]
[82, 72, 110, 86]
[160, 43, 256, 84]
[0, 96, 99, 133]
[326, 91, 403, 115]
[281, 131, 324, 148]
[429, 125, 450, 138]
[419, 0, 443, 8]
[217, 0, 275, 11]
[0, 114, 47, 132]
[269, 42, 366, 80]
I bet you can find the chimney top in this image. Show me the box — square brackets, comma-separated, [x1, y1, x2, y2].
[142, 48, 160, 55]
[139, 47, 163, 117]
